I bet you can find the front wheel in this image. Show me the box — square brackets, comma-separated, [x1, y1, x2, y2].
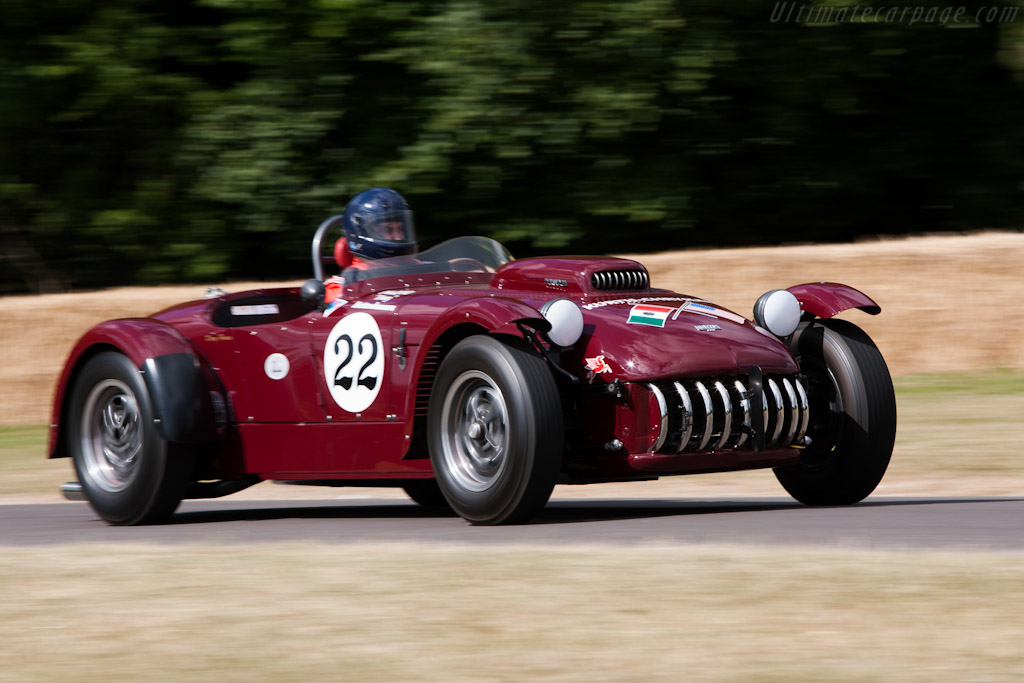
[68, 352, 194, 525]
[402, 480, 450, 508]
[774, 319, 896, 505]
[428, 335, 563, 524]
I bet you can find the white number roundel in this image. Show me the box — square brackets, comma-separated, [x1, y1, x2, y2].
[323, 312, 385, 412]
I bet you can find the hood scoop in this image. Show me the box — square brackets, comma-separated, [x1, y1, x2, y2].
[591, 269, 649, 291]
[493, 256, 651, 295]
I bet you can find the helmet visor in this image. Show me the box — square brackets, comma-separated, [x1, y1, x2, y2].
[360, 209, 416, 245]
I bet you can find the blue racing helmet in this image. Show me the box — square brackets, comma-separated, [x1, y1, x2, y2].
[341, 188, 417, 260]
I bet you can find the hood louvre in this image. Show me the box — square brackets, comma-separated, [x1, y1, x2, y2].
[592, 269, 649, 292]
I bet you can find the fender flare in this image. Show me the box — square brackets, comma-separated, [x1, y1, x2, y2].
[420, 297, 550, 347]
[787, 282, 880, 320]
[50, 319, 221, 458]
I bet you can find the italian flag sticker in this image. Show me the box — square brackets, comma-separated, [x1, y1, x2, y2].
[627, 304, 675, 327]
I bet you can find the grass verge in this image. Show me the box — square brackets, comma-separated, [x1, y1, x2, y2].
[0, 425, 65, 499]
[1, 542, 1022, 682]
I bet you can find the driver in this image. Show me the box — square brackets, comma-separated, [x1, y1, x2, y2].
[325, 188, 418, 305]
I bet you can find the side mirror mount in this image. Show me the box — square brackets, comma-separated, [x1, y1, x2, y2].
[301, 278, 326, 311]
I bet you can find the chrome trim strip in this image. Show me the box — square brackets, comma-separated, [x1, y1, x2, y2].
[673, 381, 693, 452]
[733, 380, 750, 449]
[794, 378, 810, 444]
[694, 381, 714, 451]
[782, 378, 799, 445]
[767, 379, 785, 446]
[713, 381, 732, 450]
[647, 383, 669, 453]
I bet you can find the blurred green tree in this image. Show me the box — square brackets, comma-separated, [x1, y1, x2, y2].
[0, 0, 1021, 293]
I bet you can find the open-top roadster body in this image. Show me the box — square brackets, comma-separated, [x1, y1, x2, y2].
[50, 216, 896, 525]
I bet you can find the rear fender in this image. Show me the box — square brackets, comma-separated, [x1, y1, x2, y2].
[787, 283, 881, 319]
[49, 319, 222, 458]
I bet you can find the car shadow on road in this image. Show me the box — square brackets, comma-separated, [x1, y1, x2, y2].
[168, 501, 459, 524]
[169, 498, 805, 525]
[532, 496, 1024, 524]
[166, 496, 1024, 526]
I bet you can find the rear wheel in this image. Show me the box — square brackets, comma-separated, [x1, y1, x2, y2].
[428, 335, 562, 524]
[68, 352, 194, 525]
[774, 319, 896, 505]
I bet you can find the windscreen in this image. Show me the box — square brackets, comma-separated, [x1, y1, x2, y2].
[342, 236, 513, 283]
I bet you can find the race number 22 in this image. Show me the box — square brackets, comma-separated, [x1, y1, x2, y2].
[333, 333, 378, 390]
[324, 312, 385, 412]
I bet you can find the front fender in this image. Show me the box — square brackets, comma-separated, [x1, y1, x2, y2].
[49, 319, 221, 458]
[787, 283, 881, 320]
[420, 297, 550, 348]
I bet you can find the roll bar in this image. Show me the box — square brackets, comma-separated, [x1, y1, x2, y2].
[310, 214, 345, 282]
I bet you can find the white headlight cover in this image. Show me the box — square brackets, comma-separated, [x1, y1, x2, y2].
[753, 289, 802, 338]
[540, 298, 584, 347]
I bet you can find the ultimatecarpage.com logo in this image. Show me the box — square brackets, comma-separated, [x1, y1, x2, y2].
[769, 3, 1019, 25]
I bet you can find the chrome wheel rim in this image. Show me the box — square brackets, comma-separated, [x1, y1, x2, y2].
[80, 379, 143, 493]
[440, 370, 509, 492]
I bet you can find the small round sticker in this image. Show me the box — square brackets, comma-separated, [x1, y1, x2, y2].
[323, 312, 385, 412]
[264, 353, 290, 380]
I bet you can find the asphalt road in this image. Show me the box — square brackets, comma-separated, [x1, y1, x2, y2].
[2, 496, 1023, 550]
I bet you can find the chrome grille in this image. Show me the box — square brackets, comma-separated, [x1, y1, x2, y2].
[648, 375, 808, 453]
[591, 269, 649, 291]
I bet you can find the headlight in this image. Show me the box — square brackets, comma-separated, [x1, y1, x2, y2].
[540, 298, 584, 347]
[753, 289, 802, 338]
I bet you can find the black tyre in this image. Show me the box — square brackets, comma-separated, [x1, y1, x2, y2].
[68, 352, 194, 525]
[428, 335, 563, 525]
[774, 319, 896, 505]
[402, 480, 450, 508]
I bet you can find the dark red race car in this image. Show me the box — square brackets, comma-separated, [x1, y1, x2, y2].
[49, 217, 896, 525]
